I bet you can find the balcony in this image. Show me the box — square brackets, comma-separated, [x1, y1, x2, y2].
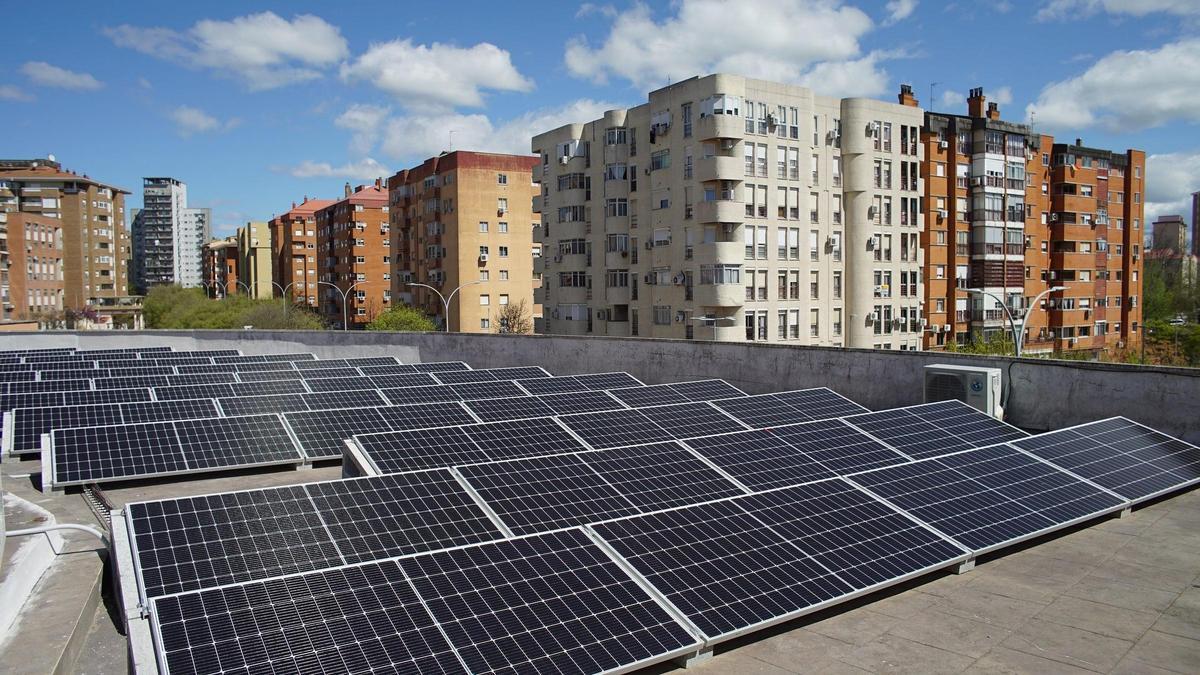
[533, 286, 546, 304]
[547, 317, 590, 335]
[692, 241, 743, 266]
[556, 286, 588, 304]
[606, 286, 630, 304]
[693, 283, 744, 307]
[695, 199, 743, 223]
[694, 114, 743, 140]
[532, 195, 544, 212]
[605, 250, 631, 268]
[694, 155, 742, 183]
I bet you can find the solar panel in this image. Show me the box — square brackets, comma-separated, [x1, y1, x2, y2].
[213, 353, 315, 363]
[773, 387, 870, 418]
[304, 471, 505, 563]
[229, 380, 308, 397]
[849, 443, 1127, 552]
[0, 371, 35, 383]
[12, 404, 120, 453]
[461, 417, 587, 460]
[357, 363, 418, 376]
[5, 379, 93, 393]
[684, 428, 837, 491]
[0, 364, 35, 373]
[843, 400, 1028, 459]
[358, 426, 491, 473]
[464, 395, 556, 422]
[343, 356, 402, 367]
[297, 375, 375, 392]
[37, 368, 103, 380]
[145, 356, 214, 367]
[669, 379, 746, 401]
[590, 499, 853, 640]
[399, 528, 701, 674]
[153, 383, 236, 401]
[122, 399, 221, 424]
[608, 384, 691, 407]
[306, 388, 386, 410]
[539, 390, 627, 415]
[94, 375, 171, 390]
[456, 454, 641, 535]
[637, 402, 748, 438]
[380, 384, 461, 405]
[217, 394, 308, 416]
[151, 561, 464, 675]
[365, 372, 438, 389]
[127, 485, 344, 598]
[178, 361, 298, 374]
[486, 366, 552, 379]
[229, 369, 303, 382]
[102, 366, 179, 378]
[558, 409, 676, 449]
[514, 376, 588, 395]
[149, 349, 240, 359]
[64, 388, 153, 406]
[173, 415, 304, 471]
[580, 442, 746, 511]
[711, 394, 807, 428]
[410, 360, 470, 372]
[576, 371, 643, 389]
[1012, 417, 1200, 502]
[53, 421, 186, 485]
[452, 380, 526, 400]
[283, 407, 393, 459]
[374, 402, 477, 431]
[431, 369, 497, 384]
[297, 366, 362, 379]
[769, 418, 911, 474]
[291, 358, 351, 369]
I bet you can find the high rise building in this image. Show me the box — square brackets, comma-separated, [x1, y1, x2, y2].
[316, 181, 390, 328]
[1152, 215, 1187, 253]
[7, 213, 64, 320]
[531, 74, 924, 347]
[132, 177, 210, 291]
[1191, 191, 1199, 258]
[268, 197, 334, 309]
[921, 89, 1144, 355]
[201, 237, 237, 296]
[236, 221, 273, 299]
[388, 151, 539, 333]
[0, 157, 130, 319]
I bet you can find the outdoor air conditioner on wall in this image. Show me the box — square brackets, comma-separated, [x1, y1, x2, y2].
[924, 363, 1003, 419]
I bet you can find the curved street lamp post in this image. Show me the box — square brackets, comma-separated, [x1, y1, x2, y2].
[405, 280, 485, 332]
[960, 285, 1067, 357]
[316, 280, 368, 331]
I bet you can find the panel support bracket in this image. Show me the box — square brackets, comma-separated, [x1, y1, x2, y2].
[955, 558, 976, 575]
[675, 647, 713, 669]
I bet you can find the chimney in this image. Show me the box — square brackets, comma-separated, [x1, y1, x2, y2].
[291, 201, 296, 209]
[375, 177, 382, 189]
[987, 102, 1000, 120]
[967, 87, 986, 118]
[897, 84, 918, 107]
[343, 182, 351, 198]
[1075, 138, 1083, 147]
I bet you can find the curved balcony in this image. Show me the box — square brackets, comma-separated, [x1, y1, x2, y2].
[693, 284, 744, 307]
[695, 199, 744, 224]
[692, 241, 743, 266]
[606, 286, 630, 304]
[554, 221, 589, 240]
[556, 286, 589, 304]
[533, 286, 546, 305]
[604, 215, 629, 234]
[694, 155, 742, 183]
[546, 318, 590, 336]
[605, 250, 632, 268]
[532, 195, 544, 212]
[694, 114, 743, 141]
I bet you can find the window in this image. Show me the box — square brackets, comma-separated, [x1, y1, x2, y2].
[497, 174, 508, 185]
[498, 221, 508, 233]
[654, 306, 671, 325]
[497, 198, 508, 213]
[481, 318, 491, 330]
[479, 221, 488, 232]
[651, 150, 671, 170]
[499, 246, 509, 257]
[499, 294, 509, 305]
[682, 102, 693, 137]
[480, 270, 490, 281]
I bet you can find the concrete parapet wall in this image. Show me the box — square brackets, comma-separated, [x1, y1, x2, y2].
[2, 330, 1196, 443]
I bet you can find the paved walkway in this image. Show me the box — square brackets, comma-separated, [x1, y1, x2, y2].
[696, 489, 1200, 674]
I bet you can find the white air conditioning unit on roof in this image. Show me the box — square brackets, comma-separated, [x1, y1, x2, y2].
[924, 363, 1003, 419]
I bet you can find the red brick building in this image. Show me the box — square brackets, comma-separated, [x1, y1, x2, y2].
[316, 181, 390, 327]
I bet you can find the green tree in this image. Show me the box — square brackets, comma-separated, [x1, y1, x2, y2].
[240, 300, 327, 330]
[365, 304, 436, 332]
[142, 285, 329, 330]
[496, 299, 534, 334]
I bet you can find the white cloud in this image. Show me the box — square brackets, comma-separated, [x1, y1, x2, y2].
[1145, 151, 1200, 225]
[340, 40, 533, 110]
[137, 77, 153, 89]
[1025, 39, 1200, 131]
[0, 84, 34, 102]
[796, 50, 899, 98]
[941, 90, 965, 108]
[991, 86, 1013, 105]
[884, 0, 918, 25]
[379, 99, 621, 162]
[1037, 0, 1200, 21]
[281, 157, 391, 180]
[170, 106, 239, 137]
[20, 62, 103, 90]
[576, 3, 617, 18]
[564, 0, 878, 89]
[336, 104, 391, 155]
[104, 12, 348, 90]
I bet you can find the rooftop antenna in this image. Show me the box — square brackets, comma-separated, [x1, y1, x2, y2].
[448, 130, 456, 151]
[929, 82, 939, 111]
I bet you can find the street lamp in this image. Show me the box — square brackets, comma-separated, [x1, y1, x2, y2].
[198, 281, 213, 298]
[316, 280, 368, 331]
[406, 280, 485, 333]
[225, 280, 252, 297]
[959, 285, 1066, 357]
[271, 281, 295, 301]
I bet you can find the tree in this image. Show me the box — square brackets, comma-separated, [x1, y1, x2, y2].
[142, 285, 329, 329]
[365, 304, 436, 331]
[240, 301, 327, 330]
[496, 299, 534, 334]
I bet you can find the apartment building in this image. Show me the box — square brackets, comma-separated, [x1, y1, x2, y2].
[201, 237, 237, 296]
[1152, 215, 1187, 254]
[131, 177, 210, 291]
[921, 89, 1144, 355]
[388, 151, 539, 332]
[7, 213, 64, 320]
[236, 221, 273, 299]
[531, 74, 924, 348]
[0, 157, 130, 318]
[268, 197, 333, 309]
[316, 181, 389, 328]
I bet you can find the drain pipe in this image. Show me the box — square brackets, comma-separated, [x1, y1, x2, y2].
[6, 524, 110, 551]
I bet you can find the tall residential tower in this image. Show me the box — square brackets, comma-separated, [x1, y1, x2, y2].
[131, 177, 210, 291]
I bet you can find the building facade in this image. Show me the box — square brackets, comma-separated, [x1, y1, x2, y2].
[236, 221, 273, 299]
[1192, 192, 1199, 259]
[132, 177, 210, 291]
[268, 197, 333, 309]
[201, 237, 237, 296]
[388, 151, 539, 333]
[7, 213, 64, 320]
[921, 89, 1144, 355]
[531, 74, 924, 348]
[316, 182, 390, 328]
[0, 157, 130, 319]
[1153, 215, 1187, 254]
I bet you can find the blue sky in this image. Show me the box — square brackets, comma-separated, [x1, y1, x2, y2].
[2, 0, 1198, 236]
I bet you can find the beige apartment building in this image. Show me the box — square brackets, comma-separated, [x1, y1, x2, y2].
[0, 158, 130, 319]
[531, 74, 924, 348]
[236, 221, 273, 299]
[388, 151, 539, 333]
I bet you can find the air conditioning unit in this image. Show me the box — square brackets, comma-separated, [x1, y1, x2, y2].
[1050, 213, 1059, 222]
[559, 156, 569, 165]
[919, 318, 928, 328]
[721, 139, 736, 151]
[645, 241, 654, 250]
[766, 113, 779, 127]
[826, 131, 837, 144]
[865, 314, 875, 325]
[866, 238, 876, 250]
[939, 140, 949, 149]
[924, 363, 1003, 419]
[867, 121, 880, 134]
[937, 209, 947, 219]
[942, 323, 952, 333]
[970, 177, 983, 187]
[478, 253, 489, 262]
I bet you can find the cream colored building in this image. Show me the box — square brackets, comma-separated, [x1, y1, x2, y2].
[236, 221, 273, 299]
[531, 73, 925, 349]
